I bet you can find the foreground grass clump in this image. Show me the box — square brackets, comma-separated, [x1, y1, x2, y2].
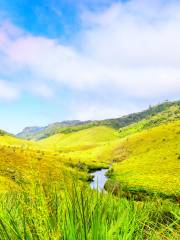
[0, 180, 179, 240]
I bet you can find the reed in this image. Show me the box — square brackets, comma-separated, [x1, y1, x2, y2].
[0, 179, 179, 240]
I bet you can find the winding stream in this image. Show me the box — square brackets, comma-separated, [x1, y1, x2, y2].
[90, 168, 109, 191]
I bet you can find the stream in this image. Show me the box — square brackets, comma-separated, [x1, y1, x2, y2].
[90, 168, 109, 191]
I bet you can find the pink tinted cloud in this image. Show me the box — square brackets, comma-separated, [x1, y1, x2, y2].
[0, 0, 180, 101]
[0, 80, 20, 101]
[0, 20, 23, 47]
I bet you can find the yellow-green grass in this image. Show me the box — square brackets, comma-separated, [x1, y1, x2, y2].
[0, 127, 119, 191]
[55, 140, 120, 169]
[0, 112, 179, 238]
[40, 126, 118, 148]
[111, 120, 180, 195]
[0, 178, 179, 240]
[0, 121, 179, 195]
[118, 104, 180, 139]
[39, 126, 120, 167]
[0, 135, 33, 146]
[0, 135, 88, 192]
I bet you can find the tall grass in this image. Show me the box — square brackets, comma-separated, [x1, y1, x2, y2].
[0, 179, 179, 240]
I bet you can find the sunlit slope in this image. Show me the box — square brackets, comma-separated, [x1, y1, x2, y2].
[39, 126, 119, 167]
[0, 134, 86, 191]
[17, 100, 180, 140]
[118, 103, 180, 139]
[111, 120, 180, 194]
[40, 126, 118, 148]
[0, 134, 35, 146]
[1, 109, 179, 194]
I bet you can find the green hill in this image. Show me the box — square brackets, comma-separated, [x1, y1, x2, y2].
[0, 134, 87, 192]
[17, 100, 180, 140]
[0, 100, 179, 196]
[40, 126, 118, 148]
[0, 101, 179, 240]
[118, 102, 180, 139]
[16, 120, 82, 140]
[107, 120, 180, 195]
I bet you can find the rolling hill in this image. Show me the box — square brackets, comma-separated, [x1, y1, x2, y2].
[17, 120, 83, 140]
[0, 133, 88, 192]
[108, 120, 180, 195]
[0, 100, 179, 196]
[17, 100, 180, 140]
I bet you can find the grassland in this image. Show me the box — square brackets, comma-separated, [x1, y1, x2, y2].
[0, 179, 179, 240]
[0, 113, 179, 195]
[108, 120, 180, 196]
[0, 134, 89, 192]
[0, 101, 179, 239]
[16, 100, 180, 140]
[39, 126, 119, 169]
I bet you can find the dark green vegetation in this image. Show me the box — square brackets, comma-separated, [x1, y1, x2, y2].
[0, 130, 5, 136]
[0, 129, 10, 136]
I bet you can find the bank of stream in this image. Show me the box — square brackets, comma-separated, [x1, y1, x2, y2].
[89, 166, 178, 202]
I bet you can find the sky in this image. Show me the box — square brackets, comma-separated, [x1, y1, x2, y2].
[0, 0, 180, 133]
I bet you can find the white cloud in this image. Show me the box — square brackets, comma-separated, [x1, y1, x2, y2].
[71, 103, 140, 121]
[0, 0, 180, 109]
[30, 84, 54, 98]
[0, 80, 19, 101]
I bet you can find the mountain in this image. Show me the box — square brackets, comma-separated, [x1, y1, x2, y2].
[98, 100, 180, 128]
[17, 100, 180, 140]
[17, 126, 44, 138]
[0, 129, 6, 136]
[16, 120, 82, 140]
[0, 129, 13, 137]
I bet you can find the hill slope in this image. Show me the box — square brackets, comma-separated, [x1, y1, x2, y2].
[17, 100, 180, 140]
[0, 100, 179, 195]
[40, 126, 118, 148]
[38, 105, 180, 194]
[0, 133, 88, 192]
[17, 120, 82, 140]
[109, 120, 180, 195]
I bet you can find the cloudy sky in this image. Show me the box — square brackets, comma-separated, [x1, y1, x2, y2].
[0, 0, 180, 133]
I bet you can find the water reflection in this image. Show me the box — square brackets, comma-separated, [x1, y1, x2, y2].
[90, 168, 108, 191]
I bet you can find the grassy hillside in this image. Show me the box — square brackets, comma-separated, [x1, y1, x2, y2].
[39, 126, 119, 169]
[0, 102, 179, 239]
[108, 120, 180, 195]
[118, 103, 180, 139]
[0, 129, 6, 136]
[40, 126, 118, 148]
[17, 100, 180, 140]
[17, 120, 83, 140]
[0, 134, 88, 192]
[1, 104, 180, 195]
[0, 134, 34, 146]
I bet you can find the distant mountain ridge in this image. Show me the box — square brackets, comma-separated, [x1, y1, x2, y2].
[21, 126, 44, 134]
[16, 100, 180, 141]
[0, 129, 13, 137]
[16, 120, 83, 140]
[0, 129, 7, 136]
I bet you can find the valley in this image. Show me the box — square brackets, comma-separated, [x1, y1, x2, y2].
[0, 101, 179, 239]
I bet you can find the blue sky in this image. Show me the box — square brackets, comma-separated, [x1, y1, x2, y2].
[0, 0, 180, 133]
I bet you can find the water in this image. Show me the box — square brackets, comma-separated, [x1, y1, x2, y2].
[90, 168, 108, 191]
